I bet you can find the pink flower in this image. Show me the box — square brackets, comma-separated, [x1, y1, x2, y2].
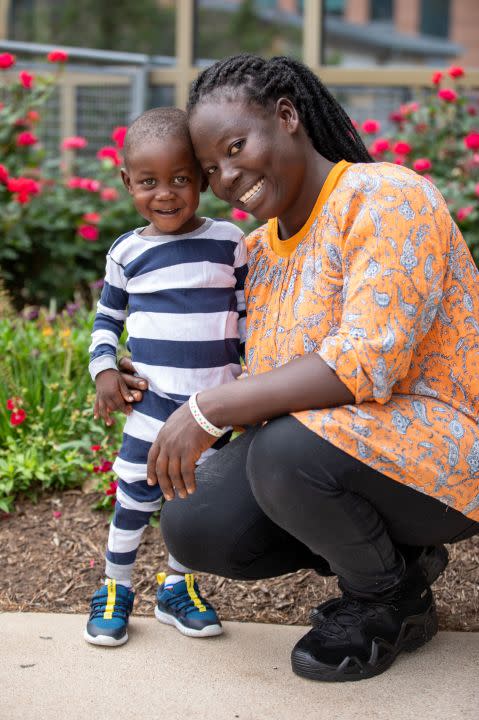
[19, 71, 34, 89]
[467, 105, 477, 116]
[99, 460, 114, 473]
[0, 53, 15, 69]
[78, 224, 99, 242]
[438, 88, 458, 103]
[392, 141, 412, 155]
[413, 158, 432, 172]
[47, 50, 68, 63]
[83, 212, 101, 224]
[0, 164, 8, 184]
[394, 155, 406, 166]
[231, 208, 250, 222]
[97, 146, 121, 165]
[81, 178, 101, 192]
[372, 138, 390, 153]
[112, 126, 127, 149]
[66, 176, 83, 189]
[6, 398, 18, 410]
[105, 480, 118, 496]
[61, 136, 87, 150]
[91, 444, 102, 452]
[400, 102, 420, 116]
[101, 187, 119, 201]
[464, 132, 479, 151]
[10, 409, 26, 426]
[52, 511, 62, 519]
[7, 177, 40, 195]
[432, 71, 443, 85]
[362, 119, 381, 134]
[389, 110, 404, 124]
[16, 131, 38, 146]
[457, 206, 473, 222]
[448, 65, 465, 79]
[27, 110, 40, 123]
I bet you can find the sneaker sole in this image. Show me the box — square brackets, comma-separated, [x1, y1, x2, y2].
[292, 603, 438, 682]
[154, 607, 223, 638]
[83, 629, 129, 647]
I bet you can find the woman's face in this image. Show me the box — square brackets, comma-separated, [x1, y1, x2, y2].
[189, 97, 306, 223]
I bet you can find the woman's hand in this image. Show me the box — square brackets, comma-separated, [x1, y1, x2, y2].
[117, 356, 148, 403]
[146, 401, 217, 501]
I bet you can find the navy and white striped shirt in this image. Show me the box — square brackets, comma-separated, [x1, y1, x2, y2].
[89, 219, 247, 487]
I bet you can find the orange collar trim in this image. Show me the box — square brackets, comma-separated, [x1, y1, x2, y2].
[268, 160, 352, 258]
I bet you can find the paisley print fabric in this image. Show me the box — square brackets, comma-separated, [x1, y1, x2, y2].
[245, 162, 479, 521]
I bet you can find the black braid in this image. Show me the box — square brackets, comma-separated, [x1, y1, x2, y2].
[187, 54, 372, 164]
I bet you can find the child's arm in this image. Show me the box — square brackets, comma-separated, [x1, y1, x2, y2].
[233, 232, 248, 361]
[89, 252, 132, 424]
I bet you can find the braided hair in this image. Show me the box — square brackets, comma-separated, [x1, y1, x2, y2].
[187, 54, 372, 164]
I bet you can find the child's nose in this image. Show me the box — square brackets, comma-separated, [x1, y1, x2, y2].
[154, 186, 175, 200]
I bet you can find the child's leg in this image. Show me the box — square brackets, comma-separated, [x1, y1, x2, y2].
[105, 499, 155, 587]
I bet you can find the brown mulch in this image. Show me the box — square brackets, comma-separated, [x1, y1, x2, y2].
[1, 490, 478, 631]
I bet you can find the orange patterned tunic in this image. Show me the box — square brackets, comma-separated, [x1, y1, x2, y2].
[244, 161, 479, 522]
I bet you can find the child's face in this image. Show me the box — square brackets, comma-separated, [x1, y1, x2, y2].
[121, 137, 203, 235]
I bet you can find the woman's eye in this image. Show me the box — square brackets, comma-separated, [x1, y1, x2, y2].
[206, 167, 216, 176]
[230, 140, 244, 156]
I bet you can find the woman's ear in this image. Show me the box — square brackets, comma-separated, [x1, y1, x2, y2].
[275, 97, 300, 134]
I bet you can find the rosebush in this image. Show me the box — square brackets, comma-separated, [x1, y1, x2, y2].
[363, 64, 479, 263]
[0, 302, 122, 513]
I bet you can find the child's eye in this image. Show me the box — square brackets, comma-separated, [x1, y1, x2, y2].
[230, 140, 244, 156]
[142, 178, 156, 186]
[173, 176, 189, 185]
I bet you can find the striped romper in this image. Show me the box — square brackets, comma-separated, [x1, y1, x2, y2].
[89, 218, 247, 585]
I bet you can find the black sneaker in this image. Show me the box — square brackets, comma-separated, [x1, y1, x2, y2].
[309, 544, 448, 628]
[292, 566, 438, 682]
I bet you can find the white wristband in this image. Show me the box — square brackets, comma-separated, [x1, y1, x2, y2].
[188, 393, 230, 438]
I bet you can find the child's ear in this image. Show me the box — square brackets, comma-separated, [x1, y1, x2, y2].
[121, 168, 133, 194]
[200, 171, 209, 193]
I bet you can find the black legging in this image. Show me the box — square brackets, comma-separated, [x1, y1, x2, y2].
[161, 416, 478, 594]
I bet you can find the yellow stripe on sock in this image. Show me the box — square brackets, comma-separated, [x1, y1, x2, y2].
[185, 574, 206, 612]
[103, 579, 116, 620]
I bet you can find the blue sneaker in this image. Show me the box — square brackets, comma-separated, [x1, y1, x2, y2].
[155, 573, 223, 638]
[84, 579, 135, 646]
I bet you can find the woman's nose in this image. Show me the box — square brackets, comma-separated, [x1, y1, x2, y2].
[220, 162, 240, 190]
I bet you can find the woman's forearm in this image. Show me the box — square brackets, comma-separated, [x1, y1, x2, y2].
[198, 354, 355, 428]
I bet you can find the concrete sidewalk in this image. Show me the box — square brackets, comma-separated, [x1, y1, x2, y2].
[1, 613, 478, 720]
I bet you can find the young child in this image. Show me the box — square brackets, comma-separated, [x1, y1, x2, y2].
[85, 107, 247, 646]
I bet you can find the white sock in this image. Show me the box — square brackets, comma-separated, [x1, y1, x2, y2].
[104, 577, 132, 589]
[164, 574, 185, 585]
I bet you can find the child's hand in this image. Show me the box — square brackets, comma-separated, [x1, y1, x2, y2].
[94, 369, 135, 426]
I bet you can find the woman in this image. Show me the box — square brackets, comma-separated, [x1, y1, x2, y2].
[120, 54, 479, 682]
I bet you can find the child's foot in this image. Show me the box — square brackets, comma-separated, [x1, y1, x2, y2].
[155, 573, 223, 638]
[84, 579, 135, 646]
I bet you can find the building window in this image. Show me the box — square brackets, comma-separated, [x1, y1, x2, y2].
[420, 0, 450, 38]
[370, 0, 393, 22]
[324, 0, 344, 16]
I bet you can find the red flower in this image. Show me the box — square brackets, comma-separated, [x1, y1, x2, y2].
[231, 208, 250, 221]
[83, 212, 101, 224]
[389, 110, 404, 124]
[97, 146, 121, 166]
[467, 105, 477, 117]
[392, 141, 412, 155]
[16, 131, 38, 146]
[448, 65, 465, 79]
[457, 206, 473, 222]
[91, 444, 102, 452]
[464, 132, 479, 151]
[413, 158, 432, 172]
[0, 53, 15, 69]
[112, 126, 127, 149]
[27, 110, 40, 123]
[61, 136, 87, 150]
[81, 178, 101, 192]
[0, 164, 8, 184]
[47, 50, 68, 63]
[394, 155, 406, 166]
[10, 409, 27, 426]
[438, 88, 458, 103]
[93, 465, 100, 473]
[362, 118, 381, 134]
[6, 398, 17, 410]
[99, 460, 114, 473]
[101, 187, 119, 201]
[52, 510, 62, 519]
[7, 177, 40, 194]
[19, 70, 34, 89]
[105, 480, 118, 496]
[432, 71, 443, 85]
[78, 224, 99, 242]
